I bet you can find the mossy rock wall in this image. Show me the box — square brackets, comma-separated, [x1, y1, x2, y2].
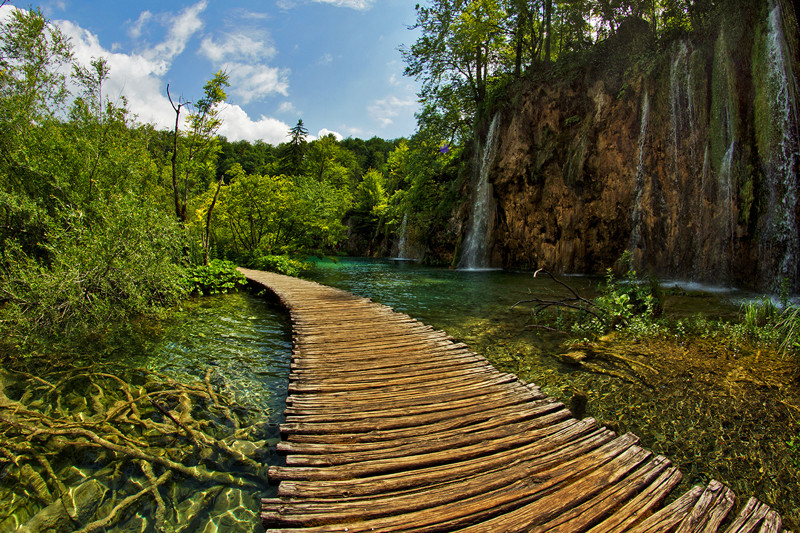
[488, 0, 800, 290]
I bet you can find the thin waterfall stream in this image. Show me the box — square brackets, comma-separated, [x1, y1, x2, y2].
[458, 113, 501, 270]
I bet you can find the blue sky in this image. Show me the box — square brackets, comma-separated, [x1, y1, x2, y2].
[4, 0, 421, 143]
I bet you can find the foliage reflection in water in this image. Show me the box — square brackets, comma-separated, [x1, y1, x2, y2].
[0, 292, 291, 533]
[304, 257, 800, 529]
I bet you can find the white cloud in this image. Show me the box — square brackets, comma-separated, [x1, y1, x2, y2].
[226, 62, 289, 104]
[54, 4, 288, 141]
[310, 0, 375, 10]
[368, 95, 416, 127]
[56, 18, 175, 128]
[144, 1, 208, 72]
[128, 11, 152, 39]
[199, 32, 276, 63]
[278, 101, 297, 114]
[317, 128, 343, 140]
[218, 105, 290, 144]
[317, 53, 333, 65]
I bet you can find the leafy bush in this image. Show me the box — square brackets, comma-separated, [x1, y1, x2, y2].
[246, 253, 310, 277]
[184, 259, 247, 296]
[0, 197, 188, 348]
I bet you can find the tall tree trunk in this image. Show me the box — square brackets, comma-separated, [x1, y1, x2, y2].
[544, 0, 552, 62]
[203, 174, 224, 265]
[514, 13, 523, 78]
[475, 43, 484, 106]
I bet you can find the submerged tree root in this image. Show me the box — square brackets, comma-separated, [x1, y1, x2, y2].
[0, 362, 271, 532]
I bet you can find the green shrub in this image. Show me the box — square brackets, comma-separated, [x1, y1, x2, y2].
[246, 253, 310, 277]
[0, 197, 188, 348]
[184, 259, 247, 296]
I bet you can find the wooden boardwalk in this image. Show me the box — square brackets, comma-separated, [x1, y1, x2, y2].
[241, 268, 788, 533]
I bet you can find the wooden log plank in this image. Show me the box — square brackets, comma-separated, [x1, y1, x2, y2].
[525, 457, 674, 532]
[287, 369, 503, 397]
[294, 330, 453, 350]
[454, 446, 655, 533]
[283, 377, 539, 412]
[280, 388, 532, 436]
[293, 337, 456, 356]
[723, 498, 772, 533]
[289, 347, 480, 373]
[287, 358, 490, 384]
[289, 345, 480, 370]
[674, 480, 736, 533]
[758, 511, 783, 533]
[273, 420, 606, 492]
[284, 409, 576, 466]
[283, 388, 528, 425]
[276, 416, 610, 483]
[284, 371, 519, 400]
[587, 466, 684, 533]
[627, 485, 706, 533]
[287, 362, 496, 390]
[289, 347, 481, 372]
[277, 402, 568, 455]
[283, 387, 556, 422]
[263, 434, 640, 529]
[284, 397, 560, 449]
[264, 435, 644, 532]
[275, 427, 612, 503]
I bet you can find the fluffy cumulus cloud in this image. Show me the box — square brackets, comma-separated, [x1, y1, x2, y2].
[278, 101, 297, 114]
[127, 11, 153, 39]
[218, 105, 290, 144]
[199, 32, 276, 63]
[144, 1, 208, 72]
[199, 27, 290, 105]
[41, 1, 290, 141]
[52, 2, 212, 129]
[226, 63, 290, 104]
[56, 19, 176, 129]
[368, 95, 416, 128]
[317, 128, 343, 141]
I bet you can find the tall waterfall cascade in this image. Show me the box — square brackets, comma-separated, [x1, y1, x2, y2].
[458, 113, 501, 270]
[629, 91, 650, 260]
[759, 0, 800, 287]
[392, 213, 413, 260]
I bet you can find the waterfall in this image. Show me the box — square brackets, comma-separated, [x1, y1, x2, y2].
[760, 0, 800, 286]
[393, 213, 411, 260]
[670, 41, 690, 179]
[717, 141, 736, 277]
[629, 92, 650, 259]
[458, 113, 501, 269]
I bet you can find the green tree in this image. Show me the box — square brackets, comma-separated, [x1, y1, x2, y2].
[403, 0, 507, 132]
[0, 8, 188, 350]
[167, 70, 229, 226]
[282, 119, 308, 175]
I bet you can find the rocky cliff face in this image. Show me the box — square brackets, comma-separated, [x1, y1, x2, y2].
[481, 0, 800, 290]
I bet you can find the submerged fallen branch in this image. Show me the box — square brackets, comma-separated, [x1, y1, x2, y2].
[0, 363, 270, 532]
[511, 269, 607, 325]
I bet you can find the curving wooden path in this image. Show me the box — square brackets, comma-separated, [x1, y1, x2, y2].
[241, 268, 788, 533]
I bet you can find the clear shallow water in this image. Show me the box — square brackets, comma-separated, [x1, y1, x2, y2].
[304, 256, 749, 337]
[0, 292, 292, 533]
[125, 292, 292, 422]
